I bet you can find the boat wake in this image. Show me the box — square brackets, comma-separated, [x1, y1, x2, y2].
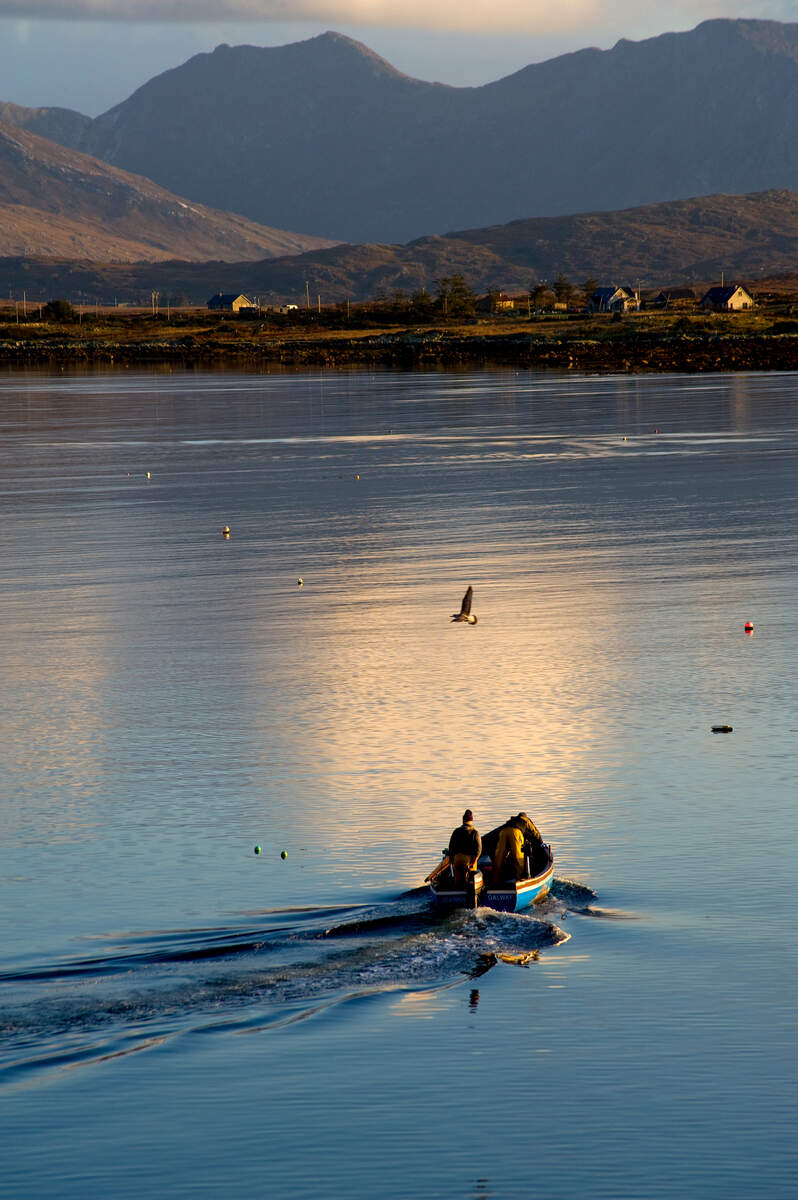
[0, 882, 586, 1089]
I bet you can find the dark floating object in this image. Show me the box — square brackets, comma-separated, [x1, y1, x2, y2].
[451, 584, 478, 625]
[712, 725, 733, 733]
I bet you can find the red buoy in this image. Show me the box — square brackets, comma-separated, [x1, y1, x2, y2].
[744, 621, 754, 634]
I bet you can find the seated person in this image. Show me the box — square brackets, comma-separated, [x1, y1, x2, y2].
[448, 810, 482, 887]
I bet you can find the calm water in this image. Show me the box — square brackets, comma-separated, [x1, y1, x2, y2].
[1, 367, 797, 1199]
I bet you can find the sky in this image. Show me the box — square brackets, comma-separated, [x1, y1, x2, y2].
[0, 0, 794, 116]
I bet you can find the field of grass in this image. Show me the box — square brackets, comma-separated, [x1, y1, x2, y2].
[3, 301, 798, 372]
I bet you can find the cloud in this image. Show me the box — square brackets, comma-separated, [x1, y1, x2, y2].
[0, 0, 780, 38]
[0, 0, 602, 35]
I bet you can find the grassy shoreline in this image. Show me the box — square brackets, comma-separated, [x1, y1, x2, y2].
[4, 311, 798, 372]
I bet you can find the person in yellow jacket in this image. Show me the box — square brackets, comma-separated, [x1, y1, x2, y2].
[491, 816, 526, 885]
[491, 812, 544, 884]
[515, 811, 543, 849]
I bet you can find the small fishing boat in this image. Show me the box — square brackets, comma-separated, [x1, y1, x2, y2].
[427, 843, 555, 913]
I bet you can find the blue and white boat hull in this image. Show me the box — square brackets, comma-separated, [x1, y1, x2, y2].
[429, 849, 554, 913]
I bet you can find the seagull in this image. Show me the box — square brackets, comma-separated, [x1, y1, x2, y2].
[451, 585, 478, 624]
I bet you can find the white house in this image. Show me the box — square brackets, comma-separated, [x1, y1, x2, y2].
[588, 286, 636, 313]
[207, 292, 255, 313]
[700, 284, 754, 311]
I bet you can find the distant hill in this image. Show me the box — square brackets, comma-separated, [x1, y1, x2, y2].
[11, 20, 798, 243]
[4, 188, 798, 305]
[0, 120, 336, 263]
[0, 101, 91, 150]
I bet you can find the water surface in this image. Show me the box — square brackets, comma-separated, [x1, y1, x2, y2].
[2, 367, 797, 1198]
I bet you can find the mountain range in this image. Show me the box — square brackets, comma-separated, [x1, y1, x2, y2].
[4, 188, 798, 306]
[0, 119, 335, 263]
[6, 19, 798, 244]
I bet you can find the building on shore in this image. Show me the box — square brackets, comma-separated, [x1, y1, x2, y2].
[587, 286, 636, 313]
[700, 284, 754, 311]
[650, 288, 697, 308]
[207, 293, 256, 313]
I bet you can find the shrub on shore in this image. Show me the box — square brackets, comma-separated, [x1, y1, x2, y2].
[42, 300, 76, 323]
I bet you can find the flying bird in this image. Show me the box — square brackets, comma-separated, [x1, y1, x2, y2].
[451, 585, 477, 624]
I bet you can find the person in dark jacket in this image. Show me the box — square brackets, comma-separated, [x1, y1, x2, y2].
[448, 810, 482, 886]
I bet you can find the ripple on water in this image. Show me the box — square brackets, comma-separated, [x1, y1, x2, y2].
[0, 891, 574, 1088]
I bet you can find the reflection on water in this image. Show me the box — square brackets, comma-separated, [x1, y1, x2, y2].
[2, 367, 798, 1200]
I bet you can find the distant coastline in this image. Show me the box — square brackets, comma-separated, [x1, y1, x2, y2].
[4, 322, 798, 373]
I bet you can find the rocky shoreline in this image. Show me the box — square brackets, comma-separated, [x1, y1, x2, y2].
[4, 329, 798, 371]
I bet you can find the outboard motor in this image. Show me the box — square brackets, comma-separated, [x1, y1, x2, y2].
[465, 869, 484, 910]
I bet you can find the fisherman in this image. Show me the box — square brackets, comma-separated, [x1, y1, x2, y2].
[515, 811, 545, 874]
[491, 811, 546, 883]
[491, 815, 526, 885]
[448, 809, 482, 887]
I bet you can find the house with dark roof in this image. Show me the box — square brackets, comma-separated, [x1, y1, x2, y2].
[207, 292, 255, 312]
[700, 284, 754, 311]
[475, 291, 529, 314]
[587, 285, 636, 313]
[651, 288, 696, 308]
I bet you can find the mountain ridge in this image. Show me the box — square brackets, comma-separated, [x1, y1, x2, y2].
[0, 119, 336, 262]
[3, 187, 798, 305]
[10, 19, 798, 242]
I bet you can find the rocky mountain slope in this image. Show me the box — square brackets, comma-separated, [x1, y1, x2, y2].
[0, 120, 335, 262]
[9, 20, 798, 243]
[4, 188, 798, 304]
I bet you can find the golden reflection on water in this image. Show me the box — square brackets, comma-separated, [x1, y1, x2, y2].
[2, 568, 116, 844]
[242, 551, 628, 879]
